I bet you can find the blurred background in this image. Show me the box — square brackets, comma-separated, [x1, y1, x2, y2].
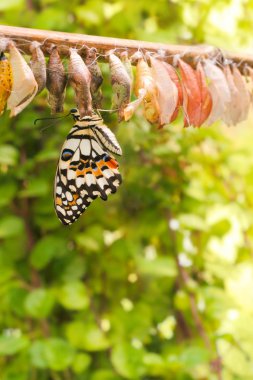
[1, 1, 253, 379]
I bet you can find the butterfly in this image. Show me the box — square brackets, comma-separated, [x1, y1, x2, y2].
[54, 108, 122, 225]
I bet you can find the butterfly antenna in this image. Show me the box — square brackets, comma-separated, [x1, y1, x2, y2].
[97, 108, 119, 113]
[34, 111, 71, 125]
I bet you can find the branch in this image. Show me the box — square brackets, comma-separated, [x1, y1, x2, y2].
[0, 25, 252, 72]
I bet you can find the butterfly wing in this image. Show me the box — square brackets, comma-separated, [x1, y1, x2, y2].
[54, 126, 122, 225]
[93, 124, 122, 156]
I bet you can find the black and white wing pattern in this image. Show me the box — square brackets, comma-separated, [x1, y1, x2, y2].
[54, 110, 122, 225]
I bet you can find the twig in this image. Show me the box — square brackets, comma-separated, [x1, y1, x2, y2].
[0, 25, 252, 73]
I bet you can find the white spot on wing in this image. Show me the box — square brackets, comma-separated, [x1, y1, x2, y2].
[101, 169, 114, 179]
[76, 177, 83, 188]
[97, 177, 108, 189]
[67, 169, 76, 180]
[66, 192, 73, 201]
[56, 206, 66, 216]
[86, 173, 96, 186]
[80, 140, 91, 156]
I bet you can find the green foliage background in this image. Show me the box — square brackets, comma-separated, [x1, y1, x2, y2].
[1, 0, 253, 379]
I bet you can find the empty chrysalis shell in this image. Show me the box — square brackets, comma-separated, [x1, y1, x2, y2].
[150, 56, 178, 127]
[7, 41, 38, 117]
[0, 38, 10, 54]
[30, 41, 46, 94]
[68, 48, 92, 118]
[134, 58, 160, 124]
[109, 52, 131, 122]
[120, 51, 133, 91]
[85, 48, 103, 109]
[232, 64, 251, 124]
[46, 45, 67, 113]
[0, 52, 12, 115]
[160, 61, 183, 123]
[203, 59, 231, 126]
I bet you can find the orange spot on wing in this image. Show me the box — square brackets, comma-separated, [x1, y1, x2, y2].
[93, 166, 103, 177]
[107, 158, 119, 169]
[76, 168, 92, 176]
[68, 194, 79, 206]
[56, 197, 62, 206]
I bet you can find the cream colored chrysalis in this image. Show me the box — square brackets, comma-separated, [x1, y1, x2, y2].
[7, 41, 38, 117]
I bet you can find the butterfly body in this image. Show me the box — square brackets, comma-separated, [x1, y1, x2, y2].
[54, 109, 122, 225]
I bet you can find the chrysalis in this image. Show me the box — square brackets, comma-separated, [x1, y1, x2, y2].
[0, 52, 12, 115]
[195, 62, 212, 127]
[120, 51, 133, 92]
[85, 48, 103, 109]
[0, 38, 9, 54]
[7, 41, 38, 117]
[159, 61, 183, 123]
[232, 64, 250, 123]
[203, 59, 231, 126]
[124, 88, 146, 121]
[222, 65, 240, 126]
[68, 48, 92, 118]
[109, 52, 131, 122]
[134, 58, 160, 124]
[150, 56, 178, 127]
[30, 41, 46, 94]
[46, 46, 67, 113]
[178, 59, 202, 127]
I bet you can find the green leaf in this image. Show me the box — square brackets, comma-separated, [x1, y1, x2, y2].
[30, 338, 75, 371]
[0, 145, 19, 166]
[143, 353, 165, 376]
[0, 216, 24, 238]
[74, 225, 104, 252]
[180, 346, 210, 367]
[35, 149, 59, 162]
[20, 178, 49, 197]
[65, 321, 110, 351]
[8, 287, 28, 317]
[30, 235, 68, 269]
[111, 342, 146, 379]
[57, 281, 89, 310]
[24, 289, 55, 319]
[44, 338, 75, 371]
[0, 180, 17, 207]
[0, 335, 29, 355]
[29, 341, 48, 369]
[136, 256, 177, 278]
[72, 353, 91, 374]
[90, 370, 122, 380]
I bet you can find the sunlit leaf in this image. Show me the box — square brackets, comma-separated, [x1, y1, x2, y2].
[0, 335, 29, 355]
[57, 281, 89, 310]
[30, 235, 68, 269]
[65, 321, 110, 351]
[24, 289, 55, 319]
[0, 216, 24, 238]
[0, 145, 19, 166]
[111, 342, 146, 379]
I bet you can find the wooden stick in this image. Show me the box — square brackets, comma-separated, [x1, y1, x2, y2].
[1, 24, 253, 70]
